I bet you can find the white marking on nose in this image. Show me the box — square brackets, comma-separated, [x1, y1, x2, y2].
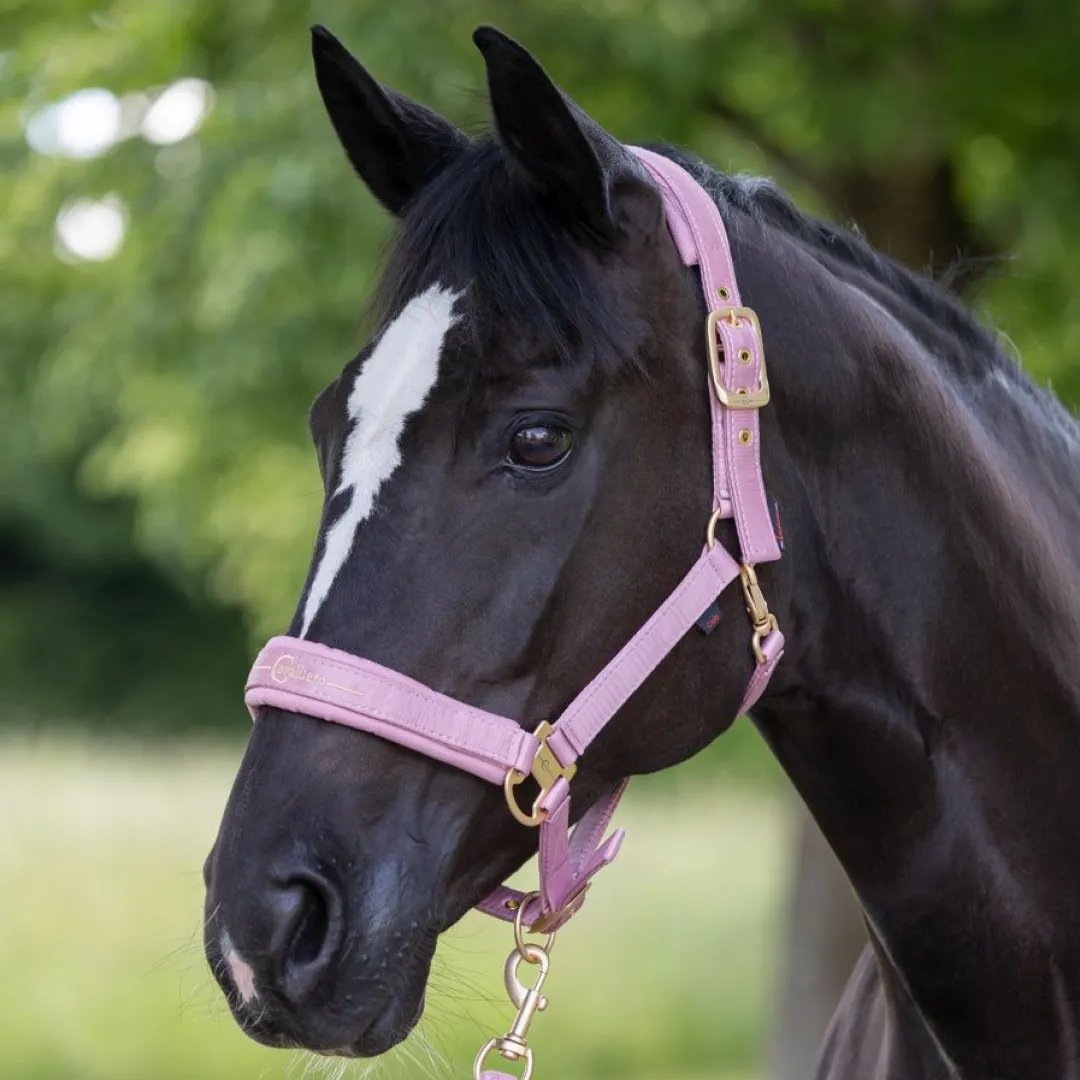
[221, 928, 258, 1004]
[300, 285, 461, 637]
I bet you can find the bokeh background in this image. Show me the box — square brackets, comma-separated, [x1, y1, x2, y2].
[3, 2, 1078, 1079]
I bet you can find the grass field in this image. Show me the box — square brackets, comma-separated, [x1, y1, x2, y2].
[0, 737, 791, 1080]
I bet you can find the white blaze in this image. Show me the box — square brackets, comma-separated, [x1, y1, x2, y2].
[300, 285, 460, 637]
[221, 929, 258, 1004]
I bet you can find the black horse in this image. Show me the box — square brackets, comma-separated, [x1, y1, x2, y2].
[203, 24, 1080, 1079]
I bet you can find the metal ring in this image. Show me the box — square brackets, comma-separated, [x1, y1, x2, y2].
[503, 769, 546, 828]
[752, 615, 780, 665]
[706, 507, 725, 550]
[474, 1038, 534, 1080]
[513, 890, 556, 958]
[506, 942, 551, 990]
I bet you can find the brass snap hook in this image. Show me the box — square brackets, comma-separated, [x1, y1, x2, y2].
[472, 944, 551, 1080]
[739, 563, 780, 665]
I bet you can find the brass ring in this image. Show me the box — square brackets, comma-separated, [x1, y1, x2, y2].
[503, 769, 546, 827]
[752, 615, 780, 665]
[514, 890, 556, 958]
[706, 507, 725, 550]
[474, 1039, 534, 1080]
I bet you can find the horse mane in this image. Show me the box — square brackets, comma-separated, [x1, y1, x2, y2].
[372, 133, 1075, 453]
[653, 145, 1009, 372]
[657, 144, 1080, 460]
[379, 134, 1006, 367]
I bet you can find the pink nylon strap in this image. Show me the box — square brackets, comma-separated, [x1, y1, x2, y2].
[245, 640, 540, 785]
[738, 626, 784, 714]
[631, 147, 781, 568]
[632, 147, 735, 516]
[244, 149, 785, 933]
[475, 781, 627, 927]
[545, 542, 741, 763]
[245, 539, 742, 781]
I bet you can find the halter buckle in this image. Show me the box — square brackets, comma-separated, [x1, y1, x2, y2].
[739, 563, 780, 666]
[707, 306, 770, 408]
[504, 721, 577, 828]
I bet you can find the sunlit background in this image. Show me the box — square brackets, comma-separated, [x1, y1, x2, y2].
[3, 2, 1078, 1079]
[29, 78, 213, 262]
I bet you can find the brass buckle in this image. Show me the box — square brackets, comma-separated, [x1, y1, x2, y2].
[504, 721, 577, 828]
[707, 306, 770, 408]
[739, 563, 780, 665]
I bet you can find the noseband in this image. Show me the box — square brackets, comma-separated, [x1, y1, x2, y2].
[244, 148, 784, 1075]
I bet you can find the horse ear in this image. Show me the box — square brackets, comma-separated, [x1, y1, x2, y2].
[311, 26, 468, 216]
[473, 26, 659, 243]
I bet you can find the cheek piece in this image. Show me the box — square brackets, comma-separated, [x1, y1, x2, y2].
[243, 148, 784, 1077]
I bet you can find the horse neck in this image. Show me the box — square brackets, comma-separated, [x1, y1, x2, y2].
[747, 235, 1080, 1068]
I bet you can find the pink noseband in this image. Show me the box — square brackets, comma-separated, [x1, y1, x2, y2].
[245, 148, 784, 933]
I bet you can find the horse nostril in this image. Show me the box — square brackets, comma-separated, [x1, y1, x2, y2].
[287, 881, 329, 968]
[268, 872, 341, 1004]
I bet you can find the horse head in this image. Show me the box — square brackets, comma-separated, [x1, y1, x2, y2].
[202, 25, 793, 1057]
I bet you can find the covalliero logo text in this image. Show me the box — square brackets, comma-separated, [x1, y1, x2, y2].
[270, 654, 328, 686]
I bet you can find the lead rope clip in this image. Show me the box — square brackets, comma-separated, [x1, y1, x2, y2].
[473, 895, 556, 1080]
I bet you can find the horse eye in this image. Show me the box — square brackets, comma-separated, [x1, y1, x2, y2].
[508, 424, 574, 471]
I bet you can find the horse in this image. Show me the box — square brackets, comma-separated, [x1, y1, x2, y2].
[202, 23, 1080, 1080]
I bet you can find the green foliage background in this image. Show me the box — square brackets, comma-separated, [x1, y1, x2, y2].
[2, 4, 1079, 1079]
[2, 0, 1079, 726]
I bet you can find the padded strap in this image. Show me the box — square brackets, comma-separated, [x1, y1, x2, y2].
[246, 638, 539, 785]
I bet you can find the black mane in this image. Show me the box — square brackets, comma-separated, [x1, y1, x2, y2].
[376, 135, 1016, 384]
[657, 145, 1011, 375]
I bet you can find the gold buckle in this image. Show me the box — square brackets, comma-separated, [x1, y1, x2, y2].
[739, 563, 780, 665]
[707, 306, 770, 408]
[504, 722, 577, 827]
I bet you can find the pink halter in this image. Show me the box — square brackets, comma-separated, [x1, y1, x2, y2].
[244, 148, 784, 933]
